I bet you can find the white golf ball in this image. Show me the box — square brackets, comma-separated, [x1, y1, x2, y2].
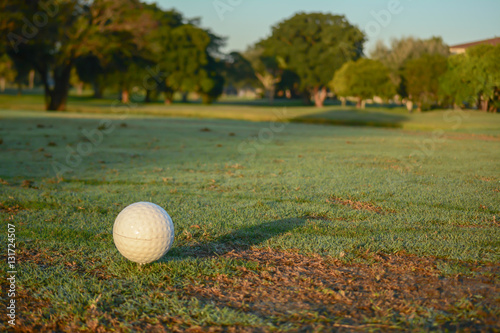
[113, 202, 174, 264]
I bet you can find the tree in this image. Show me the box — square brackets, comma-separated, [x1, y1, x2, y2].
[403, 54, 448, 111]
[244, 46, 281, 103]
[370, 36, 449, 101]
[74, 54, 105, 98]
[331, 59, 395, 108]
[71, 6, 184, 102]
[259, 12, 365, 107]
[198, 63, 225, 104]
[139, 5, 185, 103]
[371, 37, 449, 70]
[466, 44, 499, 112]
[223, 51, 258, 94]
[439, 54, 474, 109]
[440, 44, 500, 112]
[276, 69, 301, 99]
[0, 0, 153, 110]
[160, 24, 225, 104]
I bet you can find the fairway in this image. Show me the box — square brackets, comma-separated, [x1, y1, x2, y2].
[0, 109, 499, 331]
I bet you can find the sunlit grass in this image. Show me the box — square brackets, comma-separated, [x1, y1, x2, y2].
[0, 109, 499, 330]
[1, 93, 500, 134]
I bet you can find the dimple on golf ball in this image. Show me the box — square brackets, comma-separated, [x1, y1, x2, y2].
[113, 202, 174, 264]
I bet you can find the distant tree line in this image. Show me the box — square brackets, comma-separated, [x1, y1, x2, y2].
[366, 37, 500, 112]
[0, 1, 498, 112]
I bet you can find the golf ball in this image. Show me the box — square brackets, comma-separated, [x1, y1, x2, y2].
[113, 202, 174, 264]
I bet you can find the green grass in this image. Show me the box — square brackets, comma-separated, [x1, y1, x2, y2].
[1, 93, 500, 134]
[0, 106, 499, 331]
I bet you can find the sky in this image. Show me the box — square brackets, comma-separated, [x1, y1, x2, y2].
[150, 0, 500, 54]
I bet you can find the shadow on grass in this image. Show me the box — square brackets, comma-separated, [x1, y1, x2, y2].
[167, 217, 307, 260]
[292, 108, 409, 128]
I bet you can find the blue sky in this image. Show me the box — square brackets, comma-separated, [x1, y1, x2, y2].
[150, 0, 500, 54]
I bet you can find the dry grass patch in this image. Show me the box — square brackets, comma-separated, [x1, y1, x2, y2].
[184, 249, 499, 331]
[0, 202, 24, 214]
[327, 196, 395, 214]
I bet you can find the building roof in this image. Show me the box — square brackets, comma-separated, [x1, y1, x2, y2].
[450, 37, 500, 50]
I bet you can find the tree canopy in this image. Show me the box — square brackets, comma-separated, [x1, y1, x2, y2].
[223, 52, 257, 92]
[159, 24, 225, 104]
[0, 0, 153, 110]
[243, 46, 282, 103]
[259, 12, 365, 107]
[440, 44, 500, 112]
[403, 54, 448, 111]
[0, 0, 226, 109]
[331, 58, 395, 108]
[370, 37, 449, 98]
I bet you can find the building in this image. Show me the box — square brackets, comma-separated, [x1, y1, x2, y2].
[449, 37, 500, 54]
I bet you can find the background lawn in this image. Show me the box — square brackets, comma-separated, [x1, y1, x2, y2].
[0, 106, 499, 331]
[1, 93, 499, 134]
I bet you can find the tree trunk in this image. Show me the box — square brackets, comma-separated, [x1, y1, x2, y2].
[34, 60, 71, 111]
[340, 97, 346, 107]
[47, 89, 68, 111]
[121, 89, 130, 104]
[164, 91, 173, 105]
[93, 81, 103, 98]
[406, 100, 413, 112]
[28, 69, 35, 89]
[356, 97, 368, 108]
[480, 95, 488, 111]
[481, 100, 488, 111]
[144, 89, 152, 103]
[268, 85, 275, 105]
[356, 97, 362, 108]
[76, 81, 83, 96]
[47, 64, 72, 111]
[493, 88, 500, 113]
[40, 69, 51, 110]
[255, 73, 279, 106]
[313, 86, 327, 107]
[0, 78, 5, 92]
[181, 92, 188, 103]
